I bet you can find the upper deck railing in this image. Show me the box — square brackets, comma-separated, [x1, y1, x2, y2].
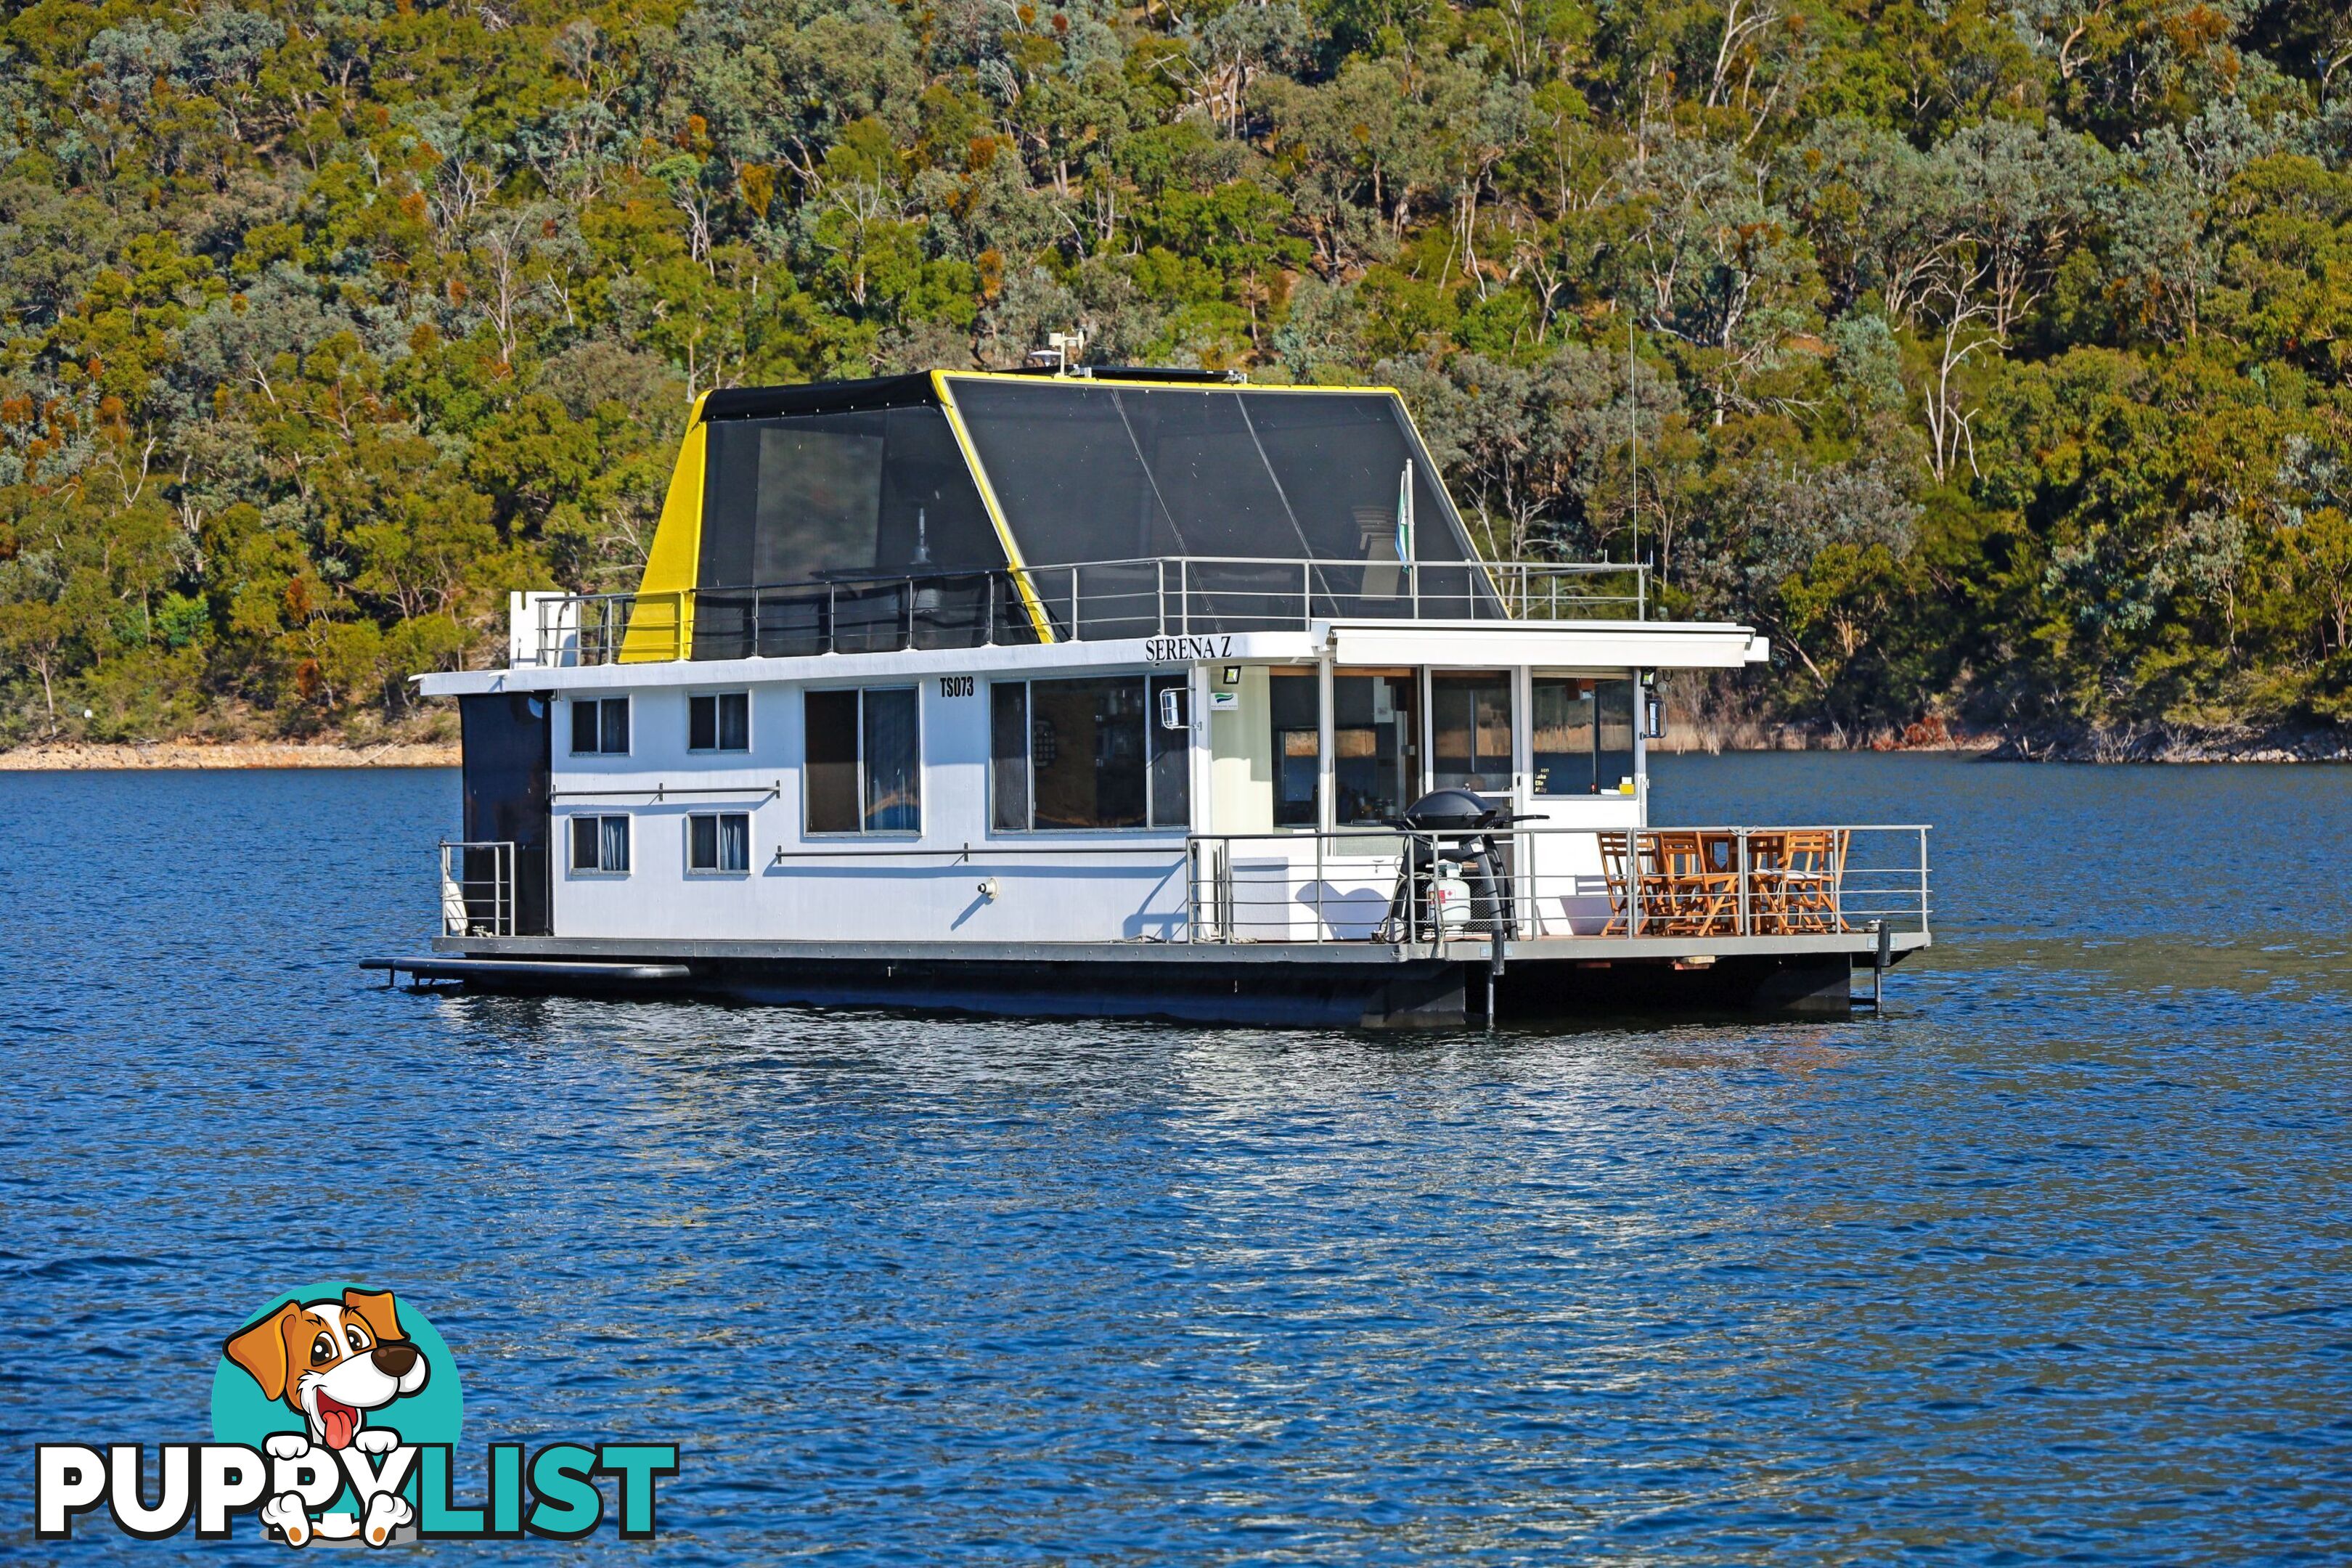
[515, 558, 1648, 667]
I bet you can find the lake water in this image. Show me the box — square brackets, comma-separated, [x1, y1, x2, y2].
[4, 755, 2348, 1563]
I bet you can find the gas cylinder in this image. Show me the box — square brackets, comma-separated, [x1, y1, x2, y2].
[1430, 860, 1472, 930]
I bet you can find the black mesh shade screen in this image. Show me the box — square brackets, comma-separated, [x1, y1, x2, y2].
[698, 406, 1000, 584]
[695, 404, 1005, 659]
[947, 381, 1482, 570]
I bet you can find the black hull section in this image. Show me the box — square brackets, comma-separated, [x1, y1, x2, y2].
[374, 950, 1882, 1028]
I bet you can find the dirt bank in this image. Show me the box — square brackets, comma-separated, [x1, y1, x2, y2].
[1979, 724, 2352, 763]
[0, 740, 459, 770]
[1650, 714, 2352, 761]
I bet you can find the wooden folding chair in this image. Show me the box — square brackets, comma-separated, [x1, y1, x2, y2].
[1648, 830, 1694, 934]
[1741, 830, 1789, 934]
[1599, 831, 1676, 936]
[1776, 828, 1850, 932]
[1598, 831, 1633, 935]
[1657, 830, 1741, 935]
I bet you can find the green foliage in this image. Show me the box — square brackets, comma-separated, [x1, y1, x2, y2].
[0, 0, 2346, 743]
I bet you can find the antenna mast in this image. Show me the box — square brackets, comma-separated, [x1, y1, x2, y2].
[1628, 311, 1641, 621]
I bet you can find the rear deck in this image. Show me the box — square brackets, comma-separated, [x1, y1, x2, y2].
[391, 822, 1928, 1026]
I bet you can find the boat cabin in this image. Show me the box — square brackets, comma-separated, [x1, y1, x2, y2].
[398, 369, 1929, 1026]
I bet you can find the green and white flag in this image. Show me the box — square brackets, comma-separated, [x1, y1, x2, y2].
[1395, 465, 1414, 563]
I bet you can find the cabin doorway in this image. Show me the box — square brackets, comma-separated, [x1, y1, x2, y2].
[459, 692, 552, 936]
[1331, 669, 1419, 825]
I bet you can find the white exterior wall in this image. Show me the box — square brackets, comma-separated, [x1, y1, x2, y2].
[422, 616, 1766, 947]
[549, 667, 1194, 945]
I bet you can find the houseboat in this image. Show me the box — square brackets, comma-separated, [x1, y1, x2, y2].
[369, 367, 1930, 1026]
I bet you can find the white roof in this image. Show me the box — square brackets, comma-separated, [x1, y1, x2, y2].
[417, 618, 1766, 697]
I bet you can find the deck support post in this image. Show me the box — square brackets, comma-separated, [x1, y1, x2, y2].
[1873, 919, 1890, 1012]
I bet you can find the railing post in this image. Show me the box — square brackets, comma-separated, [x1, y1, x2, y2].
[1185, 846, 1204, 944]
[1628, 830, 1641, 939]
[1516, 827, 1533, 939]
[1405, 832, 1418, 948]
[1736, 828, 1749, 936]
[1185, 839, 1198, 943]
[1919, 826, 1930, 934]
[1313, 827, 1325, 942]
[1217, 841, 1233, 942]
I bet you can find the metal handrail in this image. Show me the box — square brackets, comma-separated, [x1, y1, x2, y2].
[515, 558, 1650, 666]
[1182, 823, 1930, 947]
[438, 840, 514, 936]
[424, 823, 1922, 948]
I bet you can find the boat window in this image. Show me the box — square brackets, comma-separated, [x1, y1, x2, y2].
[1268, 668, 1320, 828]
[990, 682, 1030, 832]
[687, 812, 751, 873]
[1332, 669, 1417, 825]
[569, 697, 629, 756]
[1148, 674, 1189, 830]
[1532, 677, 1638, 794]
[1035, 677, 1146, 830]
[1598, 678, 1638, 793]
[863, 687, 921, 832]
[804, 688, 922, 834]
[689, 692, 750, 752]
[568, 814, 630, 873]
[1431, 672, 1511, 796]
[991, 675, 1188, 830]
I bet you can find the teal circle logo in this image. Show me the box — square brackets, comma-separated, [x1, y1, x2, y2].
[211, 1282, 462, 1450]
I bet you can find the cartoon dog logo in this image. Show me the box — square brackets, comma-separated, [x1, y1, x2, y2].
[225, 1286, 430, 1452]
[219, 1286, 437, 1547]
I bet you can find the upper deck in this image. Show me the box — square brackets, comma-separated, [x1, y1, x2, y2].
[642, 367, 1507, 659]
[424, 366, 1763, 693]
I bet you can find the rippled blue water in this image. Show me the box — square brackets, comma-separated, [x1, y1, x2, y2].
[4, 756, 2349, 1563]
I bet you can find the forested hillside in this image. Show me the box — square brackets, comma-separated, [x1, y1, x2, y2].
[1, 0, 2348, 747]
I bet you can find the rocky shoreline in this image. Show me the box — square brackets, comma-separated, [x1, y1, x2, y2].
[0, 740, 460, 770]
[1977, 723, 2352, 763]
[1654, 714, 2352, 761]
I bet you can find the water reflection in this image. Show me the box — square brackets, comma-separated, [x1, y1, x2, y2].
[1, 761, 2348, 1562]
